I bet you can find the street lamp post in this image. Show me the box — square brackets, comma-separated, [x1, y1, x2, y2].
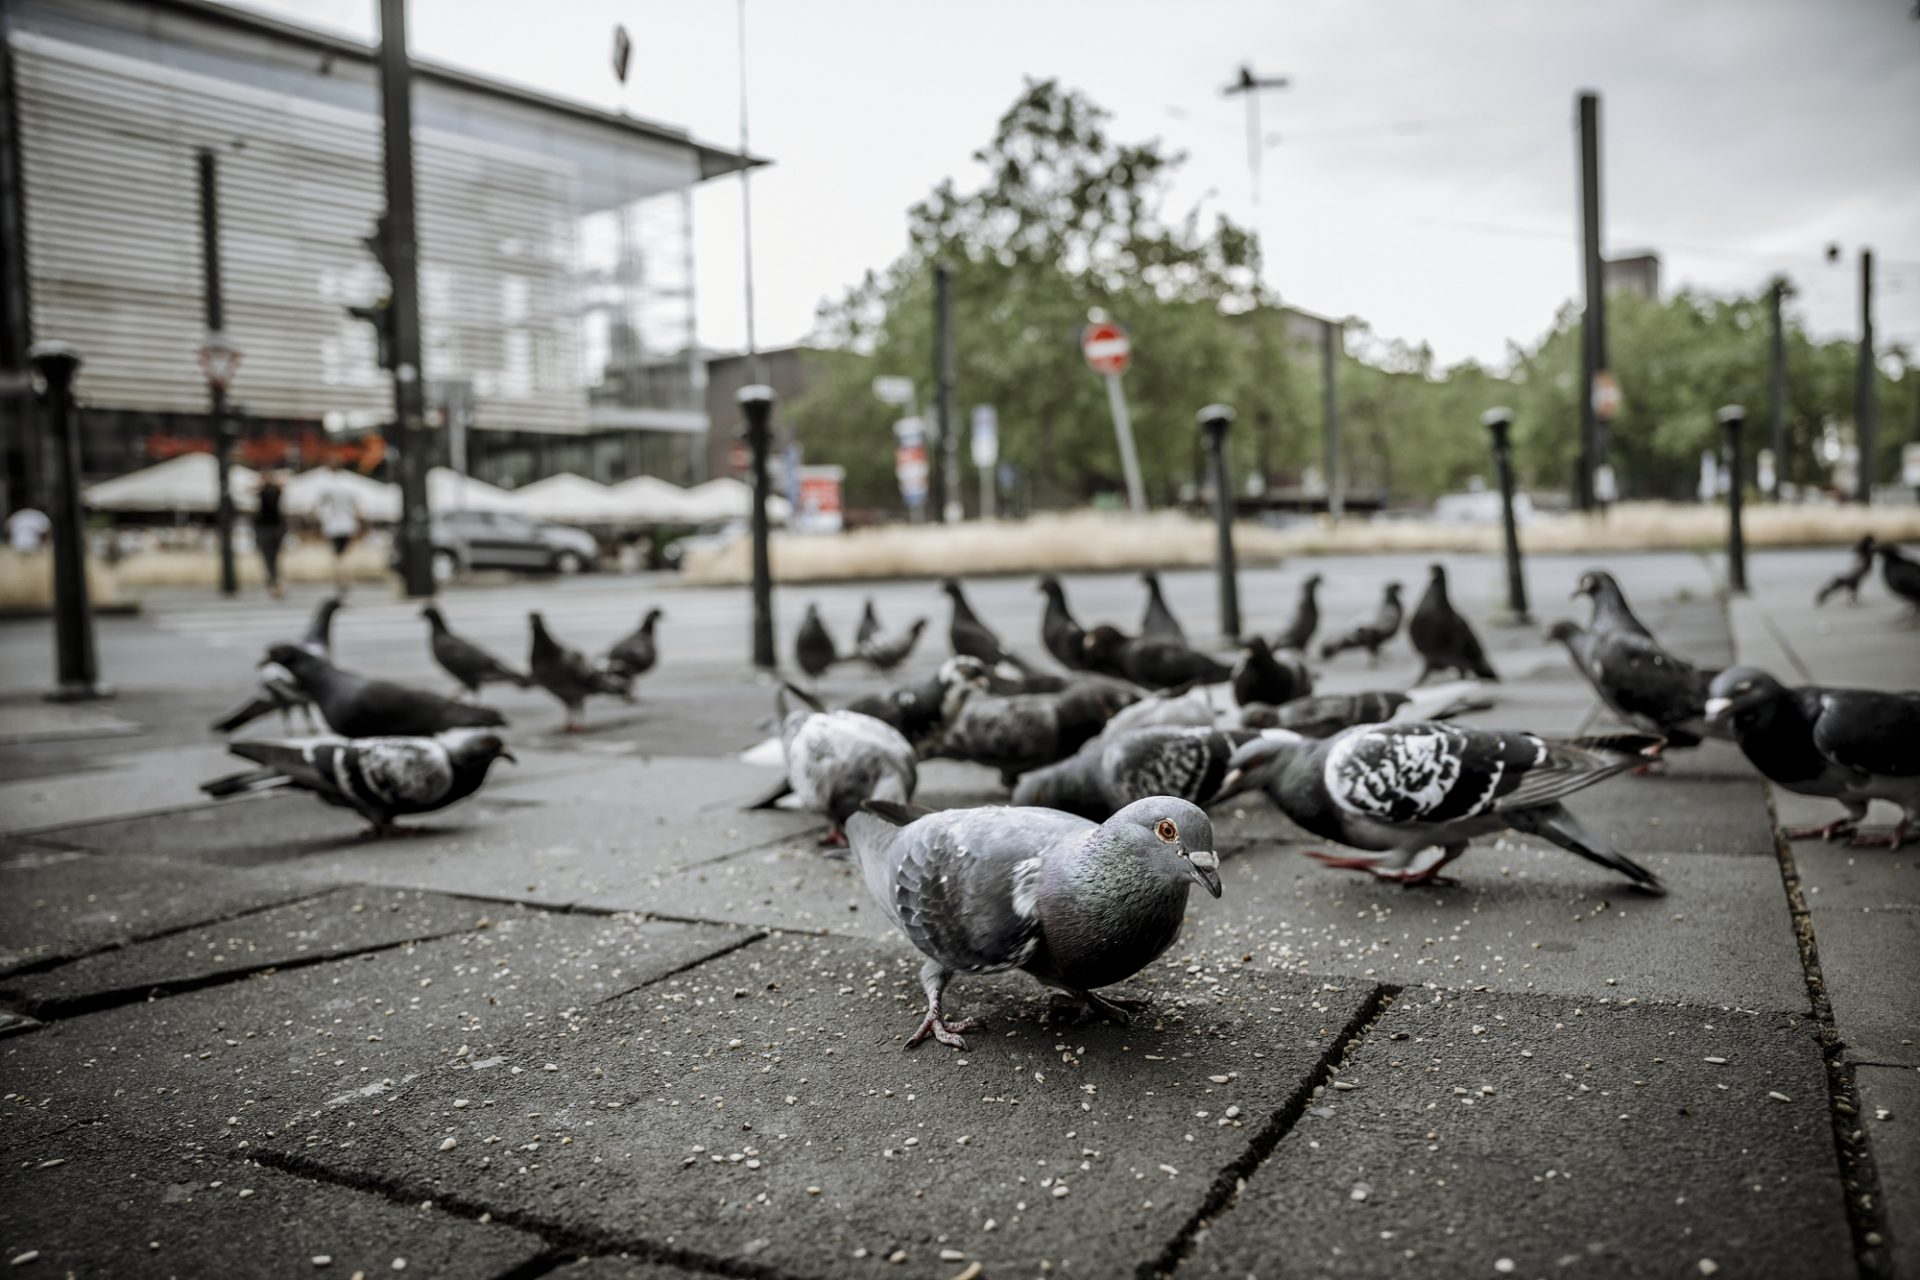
[1719, 405, 1748, 595]
[31, 341, 108, 701]
[740, 384, 777, 670]
[1483, 407, 1531, 625]
[1198, 404, 1241, 641]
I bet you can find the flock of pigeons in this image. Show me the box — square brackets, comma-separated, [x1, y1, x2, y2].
[189, 544, 1918, 1052]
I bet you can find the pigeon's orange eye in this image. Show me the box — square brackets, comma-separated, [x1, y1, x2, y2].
[1155, 819, 1178, 842]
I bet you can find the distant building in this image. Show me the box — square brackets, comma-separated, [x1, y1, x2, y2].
[0, 0, 761, 512]
[1604, 252, 1661, 301]
[702, 346, 818, 480]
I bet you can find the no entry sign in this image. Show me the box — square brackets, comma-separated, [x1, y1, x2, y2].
[1081, 322, 1131, 376]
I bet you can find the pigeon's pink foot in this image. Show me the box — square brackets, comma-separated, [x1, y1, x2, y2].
[1050, 989, 1149, 1027]
[817, 829, 849, 848]
[1846, 821, 1909, 850]
[905, 1006, 980, 1050]
[1784, 819, 1856, 842]
[1303, 850, 1385, 872]
[561, 722, 587, 734]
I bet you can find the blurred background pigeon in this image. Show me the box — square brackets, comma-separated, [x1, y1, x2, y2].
[1139, 570, 1186, 644]
[1232, 635, 1313, 707]
[209, 595, 342, 734]
[606, 607, 663, 688]
[423, 605, 531, 698]
[263, 643, 504, 738]
[1815, 536, 1877, 607]
[1408, 564, 1499, 683]
[943, 577, 1033, 676]
[529, 612, 628, 732]
[1038, 574, 1088, 669]
[1319, 582, 1403, 665]
[1272, 573, 1321, 652]
[761, 683, 917, 844]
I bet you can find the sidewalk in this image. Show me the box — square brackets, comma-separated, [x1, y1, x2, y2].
[0, 550, 1912, 1279]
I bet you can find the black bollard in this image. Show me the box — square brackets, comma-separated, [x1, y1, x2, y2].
[1719, 404, 1747, 595]
[1198, 404, 1241, 641]
[739, 384, 777, 670]
[1483, 407, 1532, 624]
[31, 342, 109, 701]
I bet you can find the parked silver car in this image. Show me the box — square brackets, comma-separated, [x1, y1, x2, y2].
[406, 510, 598, 582]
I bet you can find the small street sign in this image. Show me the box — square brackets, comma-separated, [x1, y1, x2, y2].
[970, 404, 998, 469]
[1591, 369, 1622, 422]
[1081, 322, 1131, 376]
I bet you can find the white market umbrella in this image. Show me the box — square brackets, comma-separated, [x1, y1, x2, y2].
[83, 453, 260, 515]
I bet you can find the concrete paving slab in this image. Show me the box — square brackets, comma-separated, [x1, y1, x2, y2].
[0, 698, 141, 744]
[0, 1121, 545, 1280]
[1185, 989, 1852, 1279]
[0, 912, 752, 1149]
[0, 740, 237, 835]
[1856, 1064, 1920, 1280]
[260, 933, 1379, 1279]
[0, 850, 326, 977]
[1792, 843, 1920, 1067]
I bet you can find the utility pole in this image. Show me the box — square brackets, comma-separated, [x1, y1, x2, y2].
[934, 261, 961, 523]
[1575, 90, 1606, 513]
[1322, 317, 1343, 522]
[1856, 249, 1876, 504]
[1767, 278, 1787, 499]
[374, 0, 432, 597]
[1719, 405, 1747, 593]
[736, 0, 762, 387]
[32, 342, 107, 701]
[196, 149, 237, 596]
[1483, 408, 1530, 624]
[1198, 404, 1241, 640]
[740, 384, 776, 670]
[1221, 64, 1290, 274]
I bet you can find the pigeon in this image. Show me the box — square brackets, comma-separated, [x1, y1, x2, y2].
[1880, 543, 1920, 618]
[200, 729, 514, 835]
[843, 656, 990, 751]
[1707, 667, 1920, 847]
[1232, 635, 1314, 708]
[1219, 722, 1663, 888]
[943, 578, 1033, 675]
[1102, 683, 1219, 737]
[1273, 574, 1322, 652]
[761, 683, 917, 844]
[1815, 536, 1877, 607]
[1319, 583, 1404, 665]
[846, 795, 1221, 1048]
[1083, 625, 1233, 689]
[855, 598, 884, 650]
[529, 612, 628, 732]
[795, 604, 841, 679]
[423, 605, 532, 697]
[209, 596, 343, 734]
[1013, 725, 1255, 820]
[1547, 620, 1714, 751]
[1038, 575, 1088, 670]
[1139, 571, 1187, 644]
[1238, 685, 1493, 736]
[1572, 569, 1654, 639]
[859, 618, 929, 673]
[606, 608, 663, 685]
[263, 644, 506, 738]
[1408, 564, 1499, 683]
[927, 684, 1119, 785]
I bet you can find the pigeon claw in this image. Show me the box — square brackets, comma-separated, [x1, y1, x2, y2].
[905, 1009, 980, 1051]
[1049, 990, 1148, 1027]
[1844, 821, 1909, 850]
[817, 829, 850, 849]
[1784, 819, 1857, 843]
[1303, 850, 1386, 872]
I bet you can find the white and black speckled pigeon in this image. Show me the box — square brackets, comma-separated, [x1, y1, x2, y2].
[795, 603, 841, 680]
[1013, 725, 1255, 820]
[423, 605, 531, 698]
[943, 578, 1034, 676]
[926, 684, 1120, 786]
[1083, 625, 1233, 689]
[844, 657, 991, 752]
[846, 795, 1222, 1048]
[264, 643, 505, 738]
[210, 596, 342, 734]
[1880, 543, 1920, 618]
[200, 728, 514, 835]
[1273, 574, 1322, 652]
[1319, 583, 1404, 665]
[1815, 536, 1877, 607]
[1233, 635, 1313, 708]
[606, 608, 663, 686]
[759, 683, 918, 845]
[1707, 666, 1920, 848]
[1409, 564, 1499, 683]
[859, 617, 929, 673]
[529, 612, 628, 732]
[1219, 722, 1663, 888]
[1038, 575, 1089, 670]
[1547, 620, 1716, 752]
[1139, 571, 1187, 644]
[1572, 569, 1654, 639]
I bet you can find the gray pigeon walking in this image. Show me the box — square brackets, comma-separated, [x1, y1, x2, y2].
[846, 795, 1222, 1048]
[1220, 722, 1663, 888]
[927, 684, 1120, 786]
[1319, 583, 1403, 665]
[859, 617, 928, 673]
[1273, 574, 1321, 652]
[844, 656, 991, 751]
[423, 605, 532, 697]
[1408, 564, 1499, 683]
[529, 612, 628, 732]
[761, 683, 917, 844]
[201, 729, 514, 836]
[210, 596, 342, 734]
[1232, 635, 1313, 707]
[1815, 536, 1877, 607]
[1139, 571, 1186, 644]
[1573, 569, 1654, 639]
[1708, 666, 1920, 847]
[263, 644, 505, 738]
[795, 603, 841, 679]
[606, 608, 663, 686]
[943, 578, 1033, 675]
[1013, 725, 1254, 820]
[1038, 575, 1089, 670]
[855, 598, 884, 650]
[1547, 620, 1715, 752]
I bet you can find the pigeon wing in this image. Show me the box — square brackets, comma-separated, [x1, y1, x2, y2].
[890, 808, 1091, 974]
[1324, 722, 1540, 824]
[1810, 690, 1920, 779]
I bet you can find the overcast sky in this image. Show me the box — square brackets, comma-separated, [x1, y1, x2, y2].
[247, 0, 1920, 369]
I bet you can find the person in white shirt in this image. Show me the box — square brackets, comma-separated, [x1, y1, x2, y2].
[312, 460, 362, 593]
[5, 506, 50, 554]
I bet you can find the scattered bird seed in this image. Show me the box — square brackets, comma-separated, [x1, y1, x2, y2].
[1494, 1261, 1515, 1275]
[1768, 1092, 1792, 1104]
[438, 1138, 457, 1152]
[1698, 1261, 1720, 1276]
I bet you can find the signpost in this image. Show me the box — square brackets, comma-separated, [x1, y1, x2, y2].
[1082, 321, 1146, 514]
[795, 465, 845, 534]
[971, 404, 998, 519]
[894, 417, 929, 520]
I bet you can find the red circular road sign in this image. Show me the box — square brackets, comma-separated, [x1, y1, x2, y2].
[1081, 322, 1131, 376]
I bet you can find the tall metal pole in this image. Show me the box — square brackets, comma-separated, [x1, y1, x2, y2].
[196, 149, 237, 597]
[1322, 317, 1343, 522]
[1104, 373, 1147, 515]
[740, 384, 776, 670]
[1856, 249, 1875, 505]
[375, 0, 432, 598]
[1199, 404, 1241, 640]
[1576, 91, 1606, 513]
[31, 342, 106, 701]
[1719, 405, 1747, 594]
[1483, 408, 1530, 624]
[737, 0, 762, 387]
[0, 25, 39, 518]
[934, 261, 961, 523]
[1767, 278, 1786, 500]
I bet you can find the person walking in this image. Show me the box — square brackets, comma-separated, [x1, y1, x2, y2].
[312, 460, 362, 595]
[254, 471, 288, 599]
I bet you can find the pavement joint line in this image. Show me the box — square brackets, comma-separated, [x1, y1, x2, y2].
[5, 795, 230, 841]
[1766, 787, 1895, 1280]
[1757, 607, 1817, 684]
[0, 883, 342, 982]
[1143, 982, 1402, 1280]
[590, 929, 769, 1006]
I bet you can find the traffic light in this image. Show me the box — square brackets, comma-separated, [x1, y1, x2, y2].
[348, 297, 396, 371]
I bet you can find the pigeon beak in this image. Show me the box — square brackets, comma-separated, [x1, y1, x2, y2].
[499, 748, 518, 764]
[1703, 697, 1731, 722]
[1187, 848, 1223, 898]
